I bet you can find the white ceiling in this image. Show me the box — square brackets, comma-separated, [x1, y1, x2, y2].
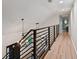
[2, 0, 74, 34]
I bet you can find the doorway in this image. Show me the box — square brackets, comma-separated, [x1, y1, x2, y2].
[59, 16, 69, 33]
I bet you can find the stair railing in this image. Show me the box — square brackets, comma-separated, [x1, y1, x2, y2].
[2, 24, 59, 59]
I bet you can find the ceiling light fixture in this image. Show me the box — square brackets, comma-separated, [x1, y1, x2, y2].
[59, 0, 64, 4]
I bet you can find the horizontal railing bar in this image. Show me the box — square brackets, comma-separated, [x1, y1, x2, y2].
[21, 39, 33, 48]
[50, 32, 54, 35]
[25, 55, 33, 59]
[50, 34, 54, 38]
[50, 35, 54, 38]
[36, 38, 47, 47]
[21, 33, 33, 44]
[36, 36, 45, 42]
[36, 34, 48, 42]
[20, 42, 33, 49]
[40, 49, 49, 59]
[50, 29, 53, 31]
[36, 41, 46, 51]
[38, 49, 45, 58]
[20, 42, 33, 52]
[36, 32, 48, 38]
[21, 50, 33, 59]
[21, 41, 32, 48]
[37, 45, 46, 54]
[20, 43, 26, 48]
[36, 29, 48, 34]
[20, 47, 33, 56]
[37, 41, 45, 48]
[37, 44, 46, 55]
[50, 34, 54, 37]
[19, 29, 33, 43]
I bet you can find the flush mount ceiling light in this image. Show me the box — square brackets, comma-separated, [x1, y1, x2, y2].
[59, 0, 64, 4]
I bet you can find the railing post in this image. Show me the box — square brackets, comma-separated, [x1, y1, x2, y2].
[54, 26, 55, 42]
[33, 30, 37, 59]
[6, 47, 7, 59]
[57, 25, 58, 37]
[56, 25, 57, 38]
[7, 43, 20, 59]
[58, 25, 59, 35]
[56, 25, 59, 37]
[48, 27, 50, 50]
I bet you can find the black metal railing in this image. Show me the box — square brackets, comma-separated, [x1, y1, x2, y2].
[2, 24, 59, 59]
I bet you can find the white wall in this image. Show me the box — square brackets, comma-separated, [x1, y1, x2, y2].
[70, 1, 77, 51]
[40, 14, 59, 27]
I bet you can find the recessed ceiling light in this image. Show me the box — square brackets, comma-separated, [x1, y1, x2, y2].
[59, 0, 64, 4]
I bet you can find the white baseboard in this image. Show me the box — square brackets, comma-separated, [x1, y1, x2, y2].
[70, 37, 77, 54]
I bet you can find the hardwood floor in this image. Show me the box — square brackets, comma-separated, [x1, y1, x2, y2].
[44, 32, 77, 59]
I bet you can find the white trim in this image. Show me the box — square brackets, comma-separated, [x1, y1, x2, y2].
[70, 36, 77, 54]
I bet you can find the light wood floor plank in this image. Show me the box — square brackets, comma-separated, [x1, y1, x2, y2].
[44, 32, 77, 59]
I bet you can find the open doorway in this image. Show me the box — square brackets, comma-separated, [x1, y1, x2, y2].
[59, 16, 69, 33]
